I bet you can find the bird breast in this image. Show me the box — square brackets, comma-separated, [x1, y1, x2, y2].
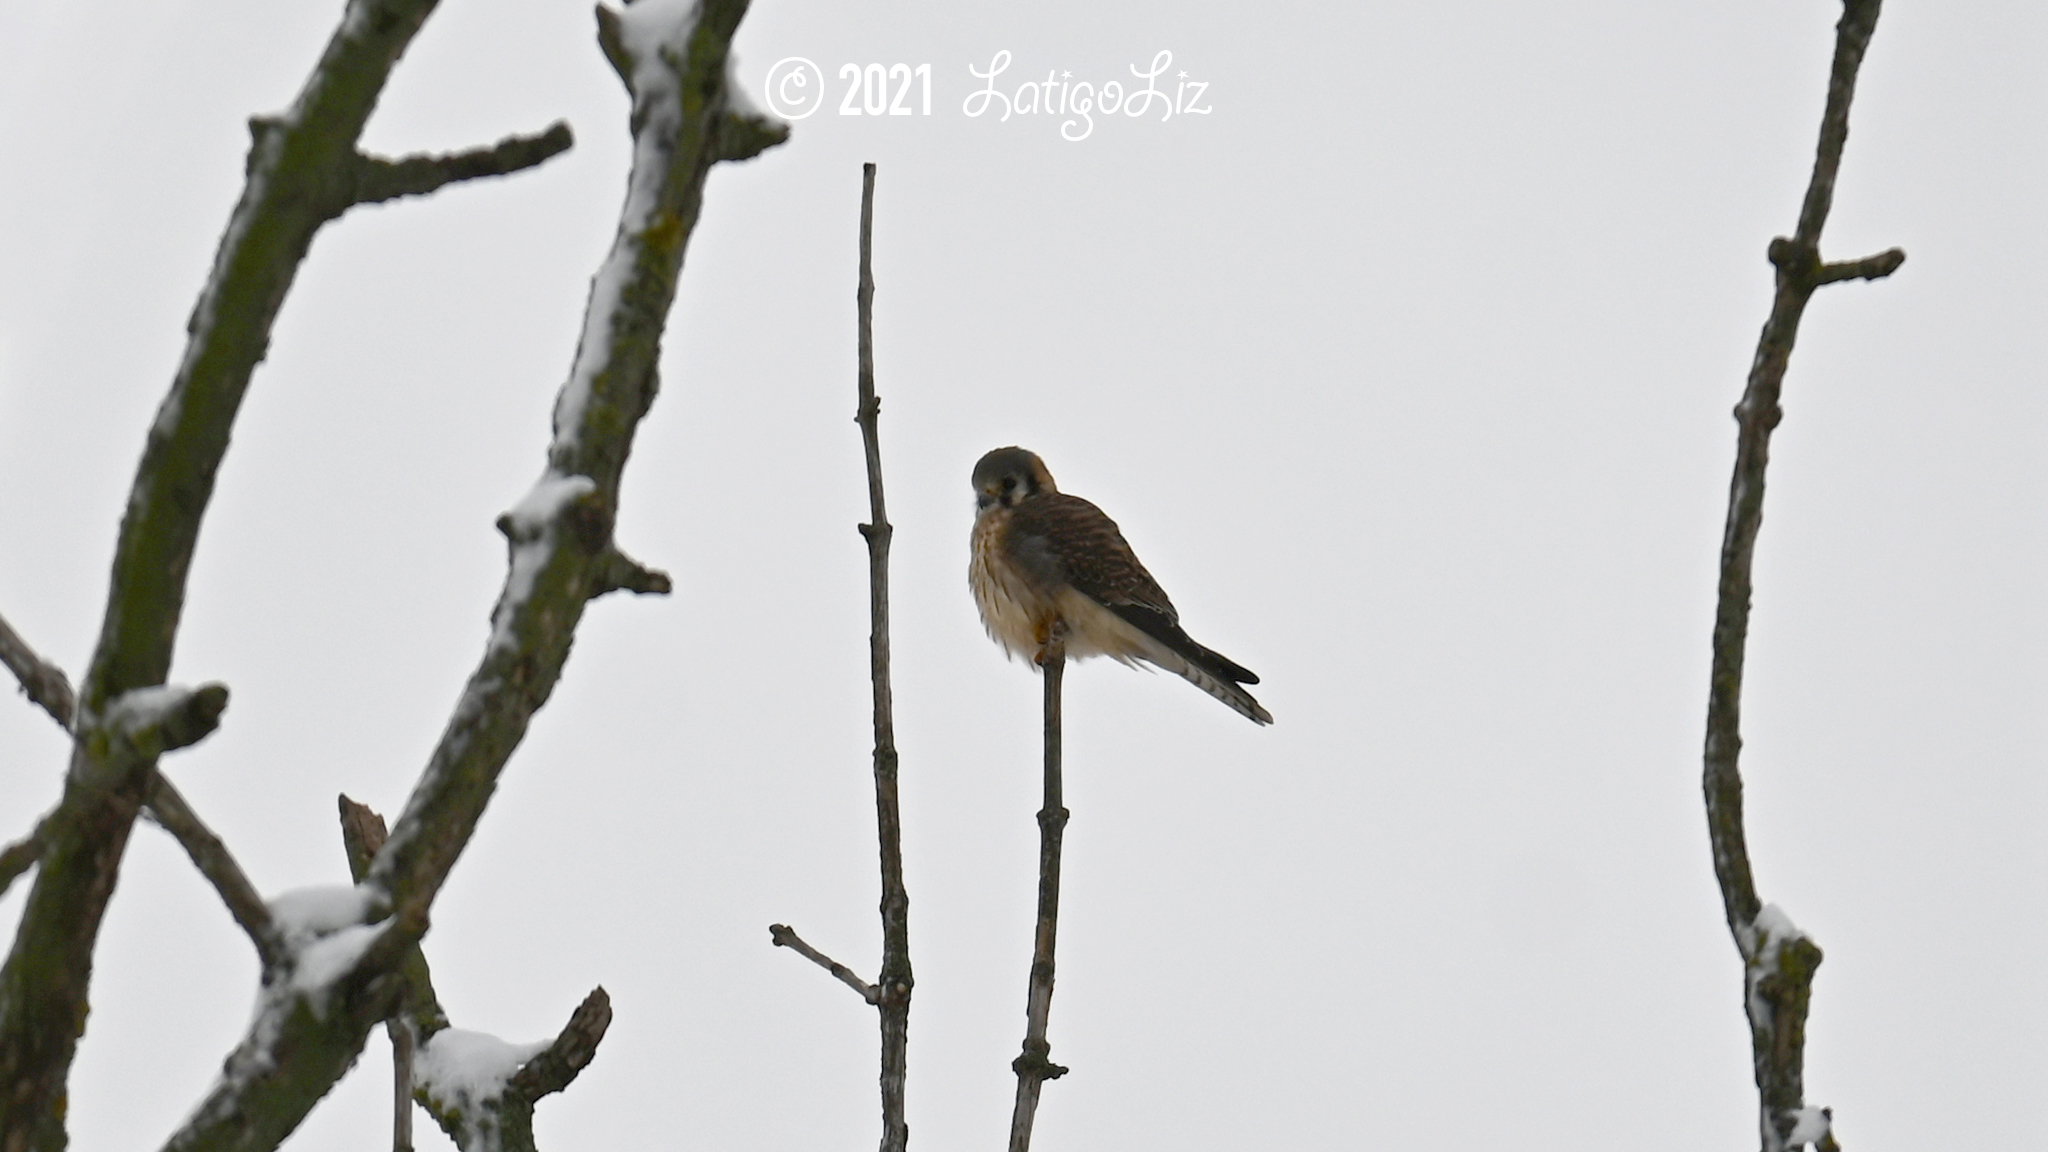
[971, 506, 1056, 661]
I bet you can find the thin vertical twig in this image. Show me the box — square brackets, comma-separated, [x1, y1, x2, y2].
[392, 1020, 416, 1152]
[1009, 629, 1070, 1152]
[1703, 3, 1900, 1150]
[855, 161, 914, 1152]
[770, 161, 914, 1151]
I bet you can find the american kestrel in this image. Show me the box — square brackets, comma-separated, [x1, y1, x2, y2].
[969, 446, 1272, 725]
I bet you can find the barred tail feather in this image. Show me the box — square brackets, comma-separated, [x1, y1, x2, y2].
[1144, 638, 1273, 725]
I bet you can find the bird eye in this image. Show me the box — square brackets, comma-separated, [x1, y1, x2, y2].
[1001, 476, 1017, 492]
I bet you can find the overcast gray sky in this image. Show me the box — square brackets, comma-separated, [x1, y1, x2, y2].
[1, 1, 2043, 1149]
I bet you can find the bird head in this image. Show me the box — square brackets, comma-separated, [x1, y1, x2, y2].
[972, 446, 1057, 510]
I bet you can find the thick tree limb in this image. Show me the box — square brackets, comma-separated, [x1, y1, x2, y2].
[362, 0, 786, 924]
[0, 609, 75, 729]
[159, 5, 780, 1148]
[354, 123, 574, 206]
[770, 923, 879, 1004]
[1702, 3, 1898, 1150]
[0, 0, 573, 1140]
[1008, 630, 1070, 1152]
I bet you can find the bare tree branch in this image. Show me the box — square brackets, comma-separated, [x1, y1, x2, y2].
[1008, 629, 1070, 1152]
[766, 163, 913, 1151]
[0, 612, 270, 968]
[588, 545, 674, 598]
[144, 774, 283, 969]
[354, 123, 574, 206]
[0, 608, 75, 729]
[414, 989, 613, 1152]
[362, 0, 786, 926]
[0, 817, 52, 903]
[0, 0, 549, 1137]
[159, 4, 781, 1147]
[340, 795, 450, 1039]
[770, 924, 879, 1004]
[855, 160, 914, 1152]
[504, 987, 612, 1099]
[341, 796, 608, 1152]
[1702, 3, 1898, 1150]
[1817, 247, 1905, 285]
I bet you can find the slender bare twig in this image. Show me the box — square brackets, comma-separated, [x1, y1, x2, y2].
[1008, 629, 1070, 1152]
[0, 608, 75, 728]
[854, 161, 915, 1152]
[766, 162, 913, 1152]
[392, 1019, 416, 1152]
[143, 774, 283, 969]
[770, 924, 879, 1003]
[1703, 3, 1899, 1150]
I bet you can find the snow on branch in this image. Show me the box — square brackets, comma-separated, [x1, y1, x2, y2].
[0, 0, 583, 1140]
[1699, 3, 1897, 1150]
[342, 797, 611, 1152]
[160, 2, 781, 1147]
[365, 0, 785, 923]
[95, 682, 231, 762]
[415, 990, 614, 1152]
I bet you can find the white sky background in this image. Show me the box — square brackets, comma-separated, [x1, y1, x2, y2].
[1, 0, 2043, 1148]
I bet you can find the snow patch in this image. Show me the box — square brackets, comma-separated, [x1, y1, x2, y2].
[269, 884, 376, 939]
[1785, 1106, 1831, 1147]
[490, 472, 598, 652]
[558, 0, 702, 450]
[615, 0, 701, 94]
[102, 683, 195, 735]
[416, 1028, 552, 1109]
[291, 922, 385, 1015]
[1753, 903, 1807, 947]
[724, 51, 778, 124]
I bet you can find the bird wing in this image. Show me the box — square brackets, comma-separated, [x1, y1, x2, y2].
[1005, 492, 1177, 617]
[1006, 493, 1260, 688]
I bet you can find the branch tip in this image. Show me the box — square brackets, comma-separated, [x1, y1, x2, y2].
[768, 924, 879, 1003]
[0, 610, 77, 731]
[1818, 247, 1905, 284]
[590, 547, 672, 599]
[353, 122, 575, 207]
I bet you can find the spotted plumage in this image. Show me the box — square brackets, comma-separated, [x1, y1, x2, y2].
[969, 446, 1272, 725]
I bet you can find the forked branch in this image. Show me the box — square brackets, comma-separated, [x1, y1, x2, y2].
[154, 1, 780, 1147]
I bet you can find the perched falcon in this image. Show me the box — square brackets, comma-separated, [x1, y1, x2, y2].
[969, 446, 1272, 725]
